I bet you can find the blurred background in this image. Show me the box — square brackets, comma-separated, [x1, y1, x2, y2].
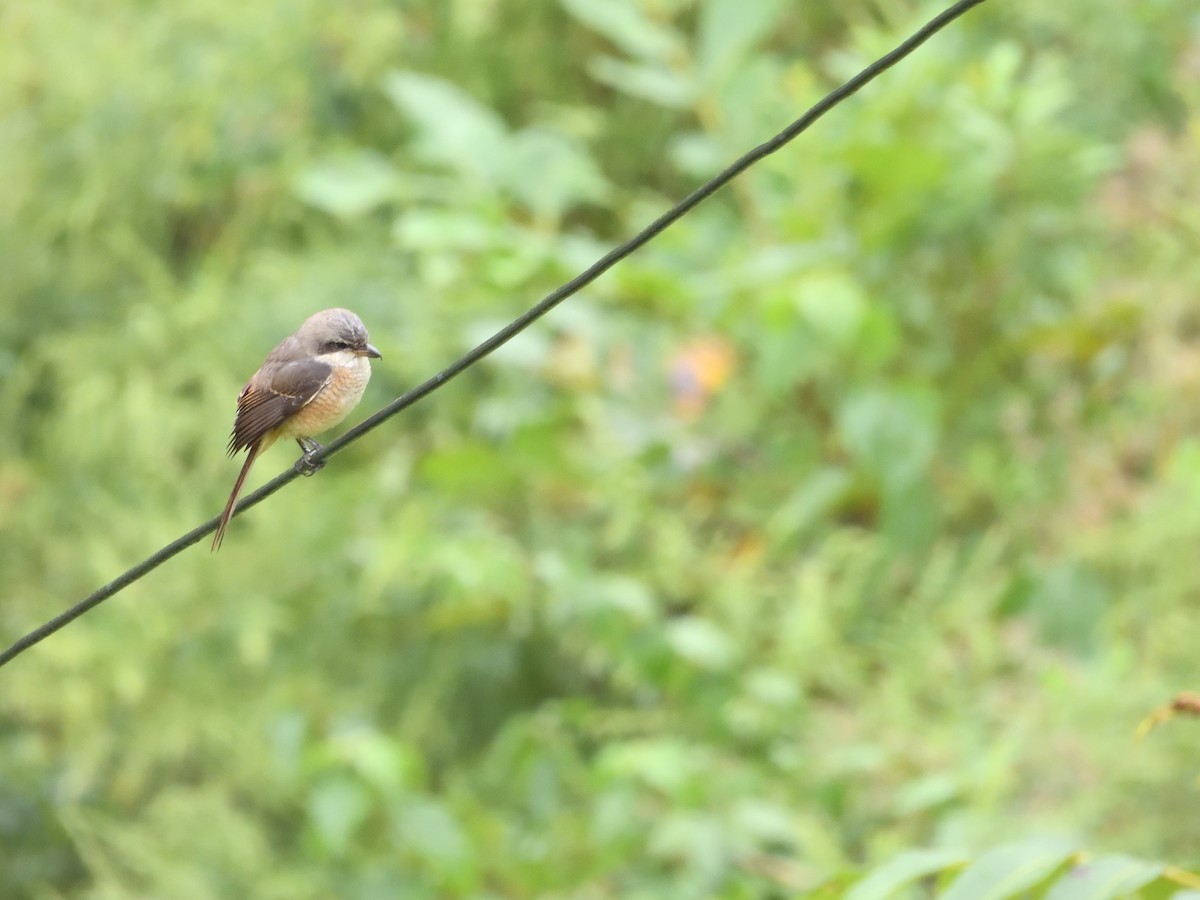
[2, 0, 1199, 896]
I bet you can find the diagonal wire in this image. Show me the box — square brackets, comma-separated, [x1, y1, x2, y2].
[0, 0, 991, 669]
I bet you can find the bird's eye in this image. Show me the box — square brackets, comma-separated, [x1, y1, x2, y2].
[326, 340, 351, 352]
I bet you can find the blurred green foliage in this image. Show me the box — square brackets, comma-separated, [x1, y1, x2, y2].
[2, 0, 1199, 896]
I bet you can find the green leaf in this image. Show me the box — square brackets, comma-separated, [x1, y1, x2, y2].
[669, 131, 726, 177]
[764, 467, 852, 543]
[1025, 563, 1108, 656]
[588, 56, 695, 108]
[941, 839, 1080, 900]
[1045, 855, 1164, 900]
[503, 128, 608, 219]
[294, 151, 400, 218]
[665, 616, 737, 670]
[391, 796, 469, 865]
[559, 0, 682, 62]
[729, 799, 796, 848]
[584, 575, 656, 621]
[307, 777, 371, 856]
[697, 0, 789, 85]
[334, 730, 423, 800]
[599, 739, 697, 795]
[393, 208, 497, 251]
[794, 270, 869, 347]
[382, 71, 509, 182]
[893, 773, 960, 816]
[846, 848, 970, 900]
[837, 388, 939, 492]
[648, 812, 726, 876]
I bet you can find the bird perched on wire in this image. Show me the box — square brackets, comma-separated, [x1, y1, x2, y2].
[212, 308, 382, 551]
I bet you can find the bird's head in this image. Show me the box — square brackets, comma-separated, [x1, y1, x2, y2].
[297, 308, 382, 361]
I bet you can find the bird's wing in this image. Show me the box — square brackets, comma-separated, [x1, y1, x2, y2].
[227, 358, 333, 455]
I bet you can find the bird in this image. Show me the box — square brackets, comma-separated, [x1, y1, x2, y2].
[212, 308, 382, 551]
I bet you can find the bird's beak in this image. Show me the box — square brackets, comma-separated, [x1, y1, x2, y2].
[359, 343, 382, 359]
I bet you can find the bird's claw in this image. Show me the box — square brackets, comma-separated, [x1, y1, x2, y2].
[294, 440, 326, 476]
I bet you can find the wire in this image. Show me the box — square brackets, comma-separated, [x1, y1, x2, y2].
[0, 0, 991, 670]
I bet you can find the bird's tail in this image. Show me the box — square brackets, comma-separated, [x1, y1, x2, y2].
[212, 441, 262, 552]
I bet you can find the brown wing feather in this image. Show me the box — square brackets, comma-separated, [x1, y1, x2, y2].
[227, 358, 333, 455]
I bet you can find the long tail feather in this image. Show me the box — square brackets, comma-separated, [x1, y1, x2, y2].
[212, 441, 262, 552]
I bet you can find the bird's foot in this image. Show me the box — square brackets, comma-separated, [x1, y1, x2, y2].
[294, 439, 326, 476]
